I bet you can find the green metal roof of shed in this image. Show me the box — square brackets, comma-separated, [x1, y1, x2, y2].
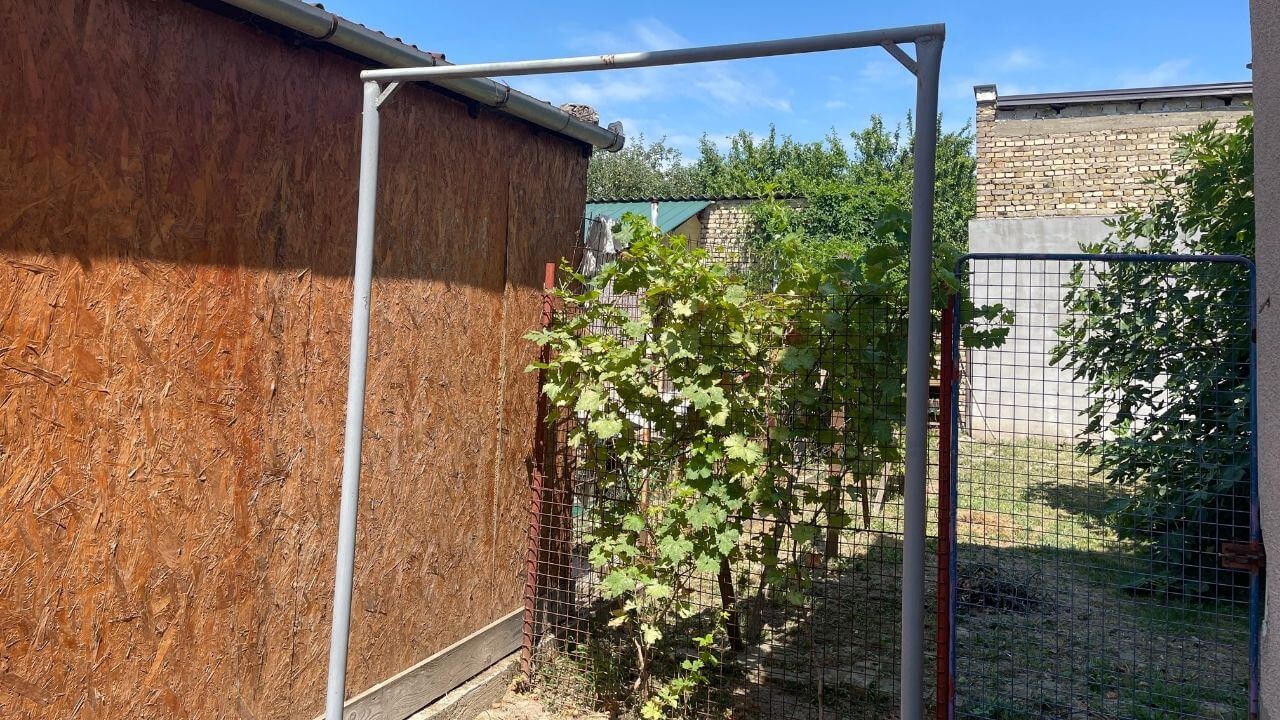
[585, 200, 711, 235]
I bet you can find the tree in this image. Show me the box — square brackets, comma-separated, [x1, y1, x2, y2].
[586, 135, 701, 199]
[791, 115, 975, 253]
[1050, 116, 1255, 596]
[586, 115, 977, 255]
[591, 117, 977, 249]
[530, 216, 919, 717]
[737, 116, 976, 302]
[690, 126, 849, 196]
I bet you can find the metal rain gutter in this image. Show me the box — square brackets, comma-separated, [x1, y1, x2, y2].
[219, 0, 626, 151]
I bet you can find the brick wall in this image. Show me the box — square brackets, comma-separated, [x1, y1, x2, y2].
[975, 89, 1252, 219]
[697, 199, 805, 270]
[699, 200, 757, 268]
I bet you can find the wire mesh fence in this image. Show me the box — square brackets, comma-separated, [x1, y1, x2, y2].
[945, 254, 1259, 720]
[524, 271, 934, 719]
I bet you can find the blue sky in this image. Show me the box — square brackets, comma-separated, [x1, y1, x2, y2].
[321, 0, 1252, 157]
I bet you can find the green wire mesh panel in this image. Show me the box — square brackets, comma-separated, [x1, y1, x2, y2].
[949, 255, 1258, 720]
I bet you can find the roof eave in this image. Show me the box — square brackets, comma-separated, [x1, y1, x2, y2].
[210, 0, 626, 151]
[992, 81, 1253, 110]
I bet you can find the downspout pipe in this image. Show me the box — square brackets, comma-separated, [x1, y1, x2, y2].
[217, 0, 626, 151]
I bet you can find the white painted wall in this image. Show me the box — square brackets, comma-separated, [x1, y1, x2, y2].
[964, 217, 1113, 439]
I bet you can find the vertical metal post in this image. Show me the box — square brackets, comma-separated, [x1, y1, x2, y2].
[1247, 261, 1261, 720]
[935, 297, 957, 720]
[522, 262, 557, 678]
[325, 79, 382, 720]
[902, 32, 942, 720]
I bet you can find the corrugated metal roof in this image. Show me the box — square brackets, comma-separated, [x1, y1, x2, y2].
[585, 201, 711, 234]
[993, 81, 1252, 109]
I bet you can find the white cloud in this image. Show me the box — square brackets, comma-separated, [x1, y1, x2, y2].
[939, 47, 1045, 102]
[694, 64, 792, 112]
[995, 48, 1039, 71]
[824, 99, 849, 109]
[558, 18, 686, 54]
[859, 58, 914, 85]
[509, 17, 793, 136]
[630, 18, 685, 51]
[1117, 59, 1195, 87]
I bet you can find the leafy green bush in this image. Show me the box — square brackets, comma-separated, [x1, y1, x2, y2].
[528, 213, 1005, 716]
[587, 134, 702, 199]
[1050, 116, 1254, 595]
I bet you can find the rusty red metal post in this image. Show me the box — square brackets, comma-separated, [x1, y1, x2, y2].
[935, 297, 957, 720]
[522, 262, 557, 678]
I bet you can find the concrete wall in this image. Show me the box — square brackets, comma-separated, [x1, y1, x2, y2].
[672, 214, 703, 246]
[965, 217, 1113, 438]
[1250, 1, 1277, 717]
[969, 216, 1113, 254]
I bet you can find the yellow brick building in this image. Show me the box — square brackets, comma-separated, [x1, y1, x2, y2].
[965, 82, 1252, 439]
[974, 82, 1252, 220]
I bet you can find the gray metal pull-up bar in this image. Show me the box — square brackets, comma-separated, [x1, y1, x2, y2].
[327, 23, 944, 720]
[359, 24, 943, 82]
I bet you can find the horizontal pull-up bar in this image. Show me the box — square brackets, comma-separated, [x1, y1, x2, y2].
[329, 24, 944, 720]
[360, 23, 943, 82]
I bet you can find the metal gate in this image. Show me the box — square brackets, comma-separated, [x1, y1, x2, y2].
[939, 253, 1262, 720]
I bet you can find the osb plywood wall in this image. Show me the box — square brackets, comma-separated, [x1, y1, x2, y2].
[0, 1, 588, 718]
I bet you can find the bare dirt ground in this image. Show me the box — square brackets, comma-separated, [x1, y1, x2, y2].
[473, 689, 606, 720]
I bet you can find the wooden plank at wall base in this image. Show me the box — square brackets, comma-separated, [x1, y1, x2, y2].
[409, 652, 518, 720]
[322, 609, 524, 720]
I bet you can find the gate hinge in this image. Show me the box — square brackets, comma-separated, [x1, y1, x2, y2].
[1221, 541, 1265, 572]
